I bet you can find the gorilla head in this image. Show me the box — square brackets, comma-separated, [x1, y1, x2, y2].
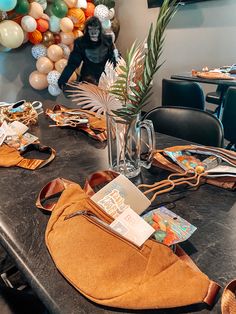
[84, 16, 102, 43]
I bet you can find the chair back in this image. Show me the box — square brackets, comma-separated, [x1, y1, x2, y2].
[222, 87, 236, 147]
[162, 79, 205, 110]
[144, 106, 224, 147]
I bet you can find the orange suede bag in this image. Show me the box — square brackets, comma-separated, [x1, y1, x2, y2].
[36, 173, 220, 310]
[45, 104, 107, 142]
[153, 145, 236, 190]
[0, 143, 56, 170]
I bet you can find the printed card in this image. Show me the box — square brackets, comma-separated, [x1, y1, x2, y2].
[19, 132, 38, 150]
[91, 174, 151, 217]
[0, 127, 6, 146]
[110, 207, 155, 247]
[9, 121, 28, 136]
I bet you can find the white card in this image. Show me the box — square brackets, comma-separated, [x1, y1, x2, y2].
[91, 174, 151, 217]
[110, 208, 155, 247]
[0, 127, 6, 146]
[9, 121, 28, 136]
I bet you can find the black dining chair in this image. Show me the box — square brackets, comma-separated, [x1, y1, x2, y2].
[144, 106, 224, 147]
[221, 87, 236, 150]
[206, 85, 229, 118]
[162, 79, 205, 110]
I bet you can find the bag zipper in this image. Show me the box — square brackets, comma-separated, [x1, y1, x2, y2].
[64, 209, 142, 250]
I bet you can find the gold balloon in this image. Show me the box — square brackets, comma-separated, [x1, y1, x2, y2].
[36, 56, 54, 74]
[60, 32, 74, 45]
[29, 2, 44, 19]
[64, 0, 77, 8]
[47, 44, 63, 62]
[73, 29, 83, 39]
[55, 58, 67, 73]
[68, 71, 77, 82]
[60, 17, 74, 33]
[29, 71, 48, 90]
[111, 16, 120, 42]
[42, 30, 55, 47]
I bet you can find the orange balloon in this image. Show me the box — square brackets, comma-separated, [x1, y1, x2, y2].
[47, 44, 64, 62]
[28, 29, 43, 44]
[67, 8, 85, 27]
[73, 29, 83, 39]
[64, 0, 77, 8]
[60, 17, 74, 33]
[29, 71, 48, 90]
[60, 32, 74, 45]
[55, 58, 68, 73]
[29, 2, 43, 19]
[84, 3, 95, 18]
[68, 71, 77, 82]
[36, 18, 49, 33]
[36, 56, 54, 74]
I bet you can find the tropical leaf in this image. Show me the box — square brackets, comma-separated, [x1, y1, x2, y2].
[112, 0, 178, 117]
[66, 82, 122, 116]
[109, 41, 146, 106]
[98, 57, 126, 91]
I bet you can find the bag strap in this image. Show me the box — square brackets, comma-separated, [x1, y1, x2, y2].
[175, 245, 220, 306]
[84, 170, 119, 196]
[17, 144, 56, 170]
[36, 177, 73, 211]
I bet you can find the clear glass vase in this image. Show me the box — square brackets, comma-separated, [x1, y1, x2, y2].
[106, 112, 155, 178]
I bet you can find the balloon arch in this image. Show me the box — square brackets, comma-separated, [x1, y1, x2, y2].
[0, 0, 120, 96]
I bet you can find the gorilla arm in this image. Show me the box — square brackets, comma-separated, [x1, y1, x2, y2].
[58, 43, 82, 90]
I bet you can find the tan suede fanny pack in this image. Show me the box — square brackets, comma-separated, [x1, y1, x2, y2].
[36, 174, 220, 310]
[153, 145, 236, 190]
[0, 143, 56, 170]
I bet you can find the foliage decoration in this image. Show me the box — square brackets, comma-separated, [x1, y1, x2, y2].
[110, 0, 178, 120]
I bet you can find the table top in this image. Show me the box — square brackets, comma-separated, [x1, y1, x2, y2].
[171, 72, 236, 86]
[0, 101, 235, 314]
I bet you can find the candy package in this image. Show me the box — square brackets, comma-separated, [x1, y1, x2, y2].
[142, 206, 197, 246]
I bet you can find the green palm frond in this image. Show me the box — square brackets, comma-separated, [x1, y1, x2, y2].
[109, 41, 146, 109]
[112, 0, 178, 118]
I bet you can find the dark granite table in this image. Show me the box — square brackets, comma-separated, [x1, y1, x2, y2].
[171, 72, 236, 87]
[0, 101, 235, 314]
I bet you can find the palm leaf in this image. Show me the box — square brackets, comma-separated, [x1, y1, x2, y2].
[66, 82, 122, 116]
[112, 0, 178, 117]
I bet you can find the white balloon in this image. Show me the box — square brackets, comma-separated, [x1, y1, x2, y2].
[102, 19, 111, 30]
[0, 20, 24, 49]
[47, 70, 61, 85]
[94, 5, 110, 22]
[58, 43, 71, 59]
[76, 0, 87, 9]
[35, 0, 47, 10]
[31, 44, 47, 59]
[48, 84, 61, 96]
[21, 15, 37, 32]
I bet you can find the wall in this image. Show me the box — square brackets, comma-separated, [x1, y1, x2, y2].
[116, 0, 236, 110]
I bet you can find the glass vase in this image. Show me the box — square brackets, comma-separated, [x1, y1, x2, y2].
[106, 112, 155, 178]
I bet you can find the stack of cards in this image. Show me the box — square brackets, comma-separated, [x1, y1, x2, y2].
[91, 175, 154, 247]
